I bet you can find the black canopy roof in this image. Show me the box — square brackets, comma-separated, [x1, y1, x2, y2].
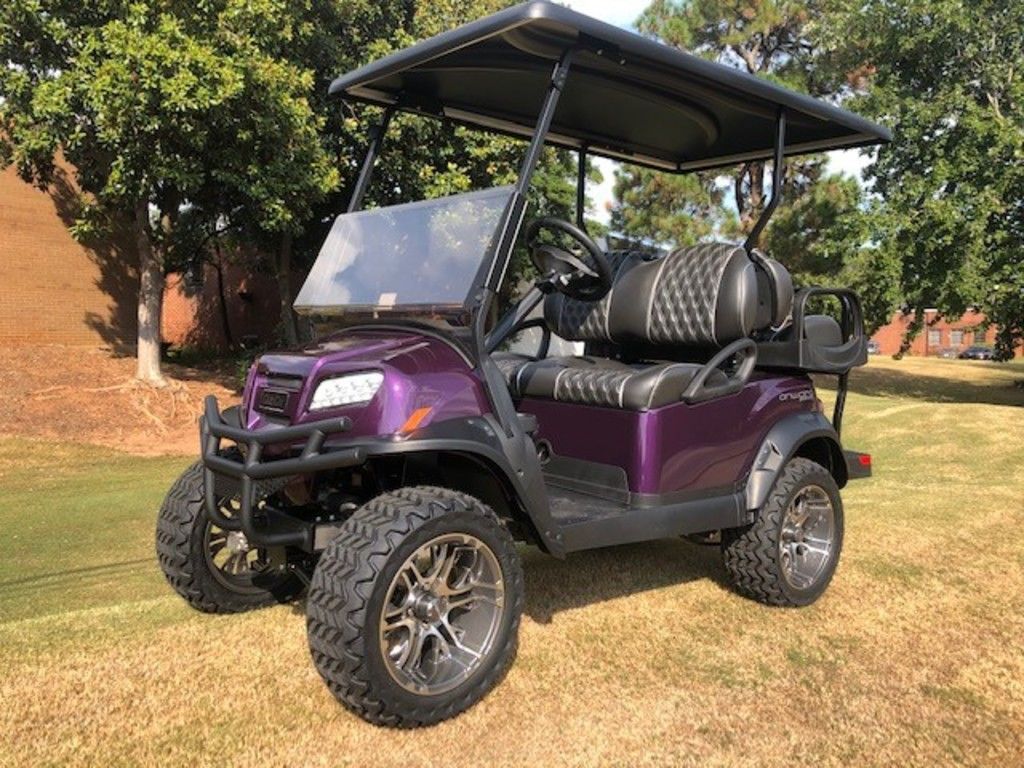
[329, 1, 890, 173]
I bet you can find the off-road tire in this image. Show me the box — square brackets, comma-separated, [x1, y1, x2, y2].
[306, 486, 524, 728]
[722, 457, 843, 607]
[156, 461, 302, 613]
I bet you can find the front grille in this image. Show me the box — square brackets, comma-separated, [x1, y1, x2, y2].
[258, 388, 290, 413]
[256, 374, 304, 415]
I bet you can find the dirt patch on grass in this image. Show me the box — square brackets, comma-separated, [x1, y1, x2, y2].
[0, 346, 240, 456]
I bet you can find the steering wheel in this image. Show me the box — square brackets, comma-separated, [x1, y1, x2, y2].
[526, 217, 612, 301]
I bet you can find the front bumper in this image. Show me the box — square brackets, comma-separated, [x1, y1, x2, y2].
[200, 395, 366, 548]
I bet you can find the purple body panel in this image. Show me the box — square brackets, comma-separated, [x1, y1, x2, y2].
[519, 373, 818, 496]
[242, 328, 490, 444]
[241, 327, 818, 498]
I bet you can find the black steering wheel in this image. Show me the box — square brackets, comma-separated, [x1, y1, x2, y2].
[526, 217, 612, 301]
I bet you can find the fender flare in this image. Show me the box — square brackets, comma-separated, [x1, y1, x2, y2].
[355, 416, 564, 557]
[744, 411, 847, 512]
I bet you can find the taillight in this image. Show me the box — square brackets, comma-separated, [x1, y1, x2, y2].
[858, 453, 872, 468]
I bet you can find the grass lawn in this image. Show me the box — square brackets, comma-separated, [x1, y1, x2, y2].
[1, 356, 1022, 766]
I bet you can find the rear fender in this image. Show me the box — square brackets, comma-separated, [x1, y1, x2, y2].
[745, 412, 847, 513]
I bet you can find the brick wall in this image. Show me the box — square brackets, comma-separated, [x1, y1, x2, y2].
[0, 163, 136, 347]
[1, 163, 286, 351]
[163, 265, 286, 350]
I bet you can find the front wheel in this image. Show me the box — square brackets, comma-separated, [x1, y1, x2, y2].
[722, 457, 844, 607]
[306, 486, 524, 727]
[156, 462, 303, 613]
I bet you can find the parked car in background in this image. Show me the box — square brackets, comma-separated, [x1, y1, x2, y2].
[938, 347, 959, 359]
[866, 339, 881, 354]
[959, 346, 994, 360]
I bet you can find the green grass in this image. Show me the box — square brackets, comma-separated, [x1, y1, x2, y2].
[1, 356, 1022, 767]
[0, 441, 188, 624]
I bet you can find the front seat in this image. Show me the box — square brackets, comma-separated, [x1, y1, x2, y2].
[497, 243, 793, 411]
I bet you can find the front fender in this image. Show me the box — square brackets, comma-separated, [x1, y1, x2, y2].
[374, 415, 562, 556]
[201, 400, 561, 555]
[744, 412, 845, 512]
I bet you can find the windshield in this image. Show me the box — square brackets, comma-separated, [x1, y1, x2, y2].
[294, 186, 513, 315]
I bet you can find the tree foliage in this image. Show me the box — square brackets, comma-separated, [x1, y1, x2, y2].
[612, 0, 862, 263]
[611, 169, 729, 247]
[0, 0, 339, 380]
[819, 0, 1024, 358]
[1, 0, 587, 366]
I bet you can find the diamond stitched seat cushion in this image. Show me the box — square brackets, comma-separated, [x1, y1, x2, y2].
[503, 355, 726, 410]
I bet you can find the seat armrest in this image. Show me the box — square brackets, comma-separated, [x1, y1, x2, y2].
[514, 316, 552, 359]
[681, 338, 757, 404]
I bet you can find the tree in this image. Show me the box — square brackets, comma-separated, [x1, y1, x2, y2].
[1, 0, 596, 374]
[819, 0, 1024, 358]
[611, 169, 729, 247]
[237, 0, 418, 346]
[1, 0, 337, 382]
[608, 0, 876, 297]
[281, 0, 593, 319]
[763, 169, 865, 284]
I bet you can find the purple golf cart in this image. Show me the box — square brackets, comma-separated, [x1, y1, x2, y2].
[157, 1, 889, 727]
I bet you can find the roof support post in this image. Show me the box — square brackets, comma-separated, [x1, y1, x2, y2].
[476, 48, 575, 300]
[576, 145, 588, 231]
[743, 109, 786, 251]
[346, 105, 395, 213]
[471, 49, 574, 439]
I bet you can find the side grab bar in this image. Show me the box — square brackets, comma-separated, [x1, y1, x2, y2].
[681, 338, 757, 404]
[790, 287, 865, 349]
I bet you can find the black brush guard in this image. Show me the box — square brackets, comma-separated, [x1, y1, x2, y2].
[200, 395, 365, 548]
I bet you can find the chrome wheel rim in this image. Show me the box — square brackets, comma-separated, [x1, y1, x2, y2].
[379, 533, 505, 695]
[204, 498, 274, 593]
[779, 485, 836, 591]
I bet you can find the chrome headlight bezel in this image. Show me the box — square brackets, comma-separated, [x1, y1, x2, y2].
[308, 371, 384, 411]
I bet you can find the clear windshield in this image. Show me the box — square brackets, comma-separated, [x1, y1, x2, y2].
[293, 186, 513, 315]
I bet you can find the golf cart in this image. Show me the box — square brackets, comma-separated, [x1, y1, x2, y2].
[157, 1, 889, 727]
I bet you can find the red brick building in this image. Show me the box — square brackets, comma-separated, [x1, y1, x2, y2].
[1, 163, 284, 351]
[870, 309, 1019, 357]
[163, 266, 286, 350]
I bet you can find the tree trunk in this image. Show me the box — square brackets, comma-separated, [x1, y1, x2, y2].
[212, 241, 234, 348]
[736, 162, 767, 243]
[277, 231, 299, 347]
[134, 199, 166, 385]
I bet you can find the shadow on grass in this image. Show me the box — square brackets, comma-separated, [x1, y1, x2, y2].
[286, 539, 728, 624]
[815, 362, 1024, 407]
[521, 538, 726, 624]
[0, 558, 154, 590]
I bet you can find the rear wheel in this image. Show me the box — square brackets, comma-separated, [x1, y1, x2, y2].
[156, 462, 302, 613]
[722, 457, 843, 607]
[306, 486, 523, 727]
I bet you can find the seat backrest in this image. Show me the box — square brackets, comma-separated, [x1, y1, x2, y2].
[752, 249, 794, 329]
[543, 243, 794, 349]
[611, 243, 756, 346]
[544, 250, 650, 342]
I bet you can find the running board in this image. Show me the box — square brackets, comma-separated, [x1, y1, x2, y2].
[548, 486, 749, 553]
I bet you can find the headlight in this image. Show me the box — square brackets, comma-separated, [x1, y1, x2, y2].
[309, 372, 384, 410]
